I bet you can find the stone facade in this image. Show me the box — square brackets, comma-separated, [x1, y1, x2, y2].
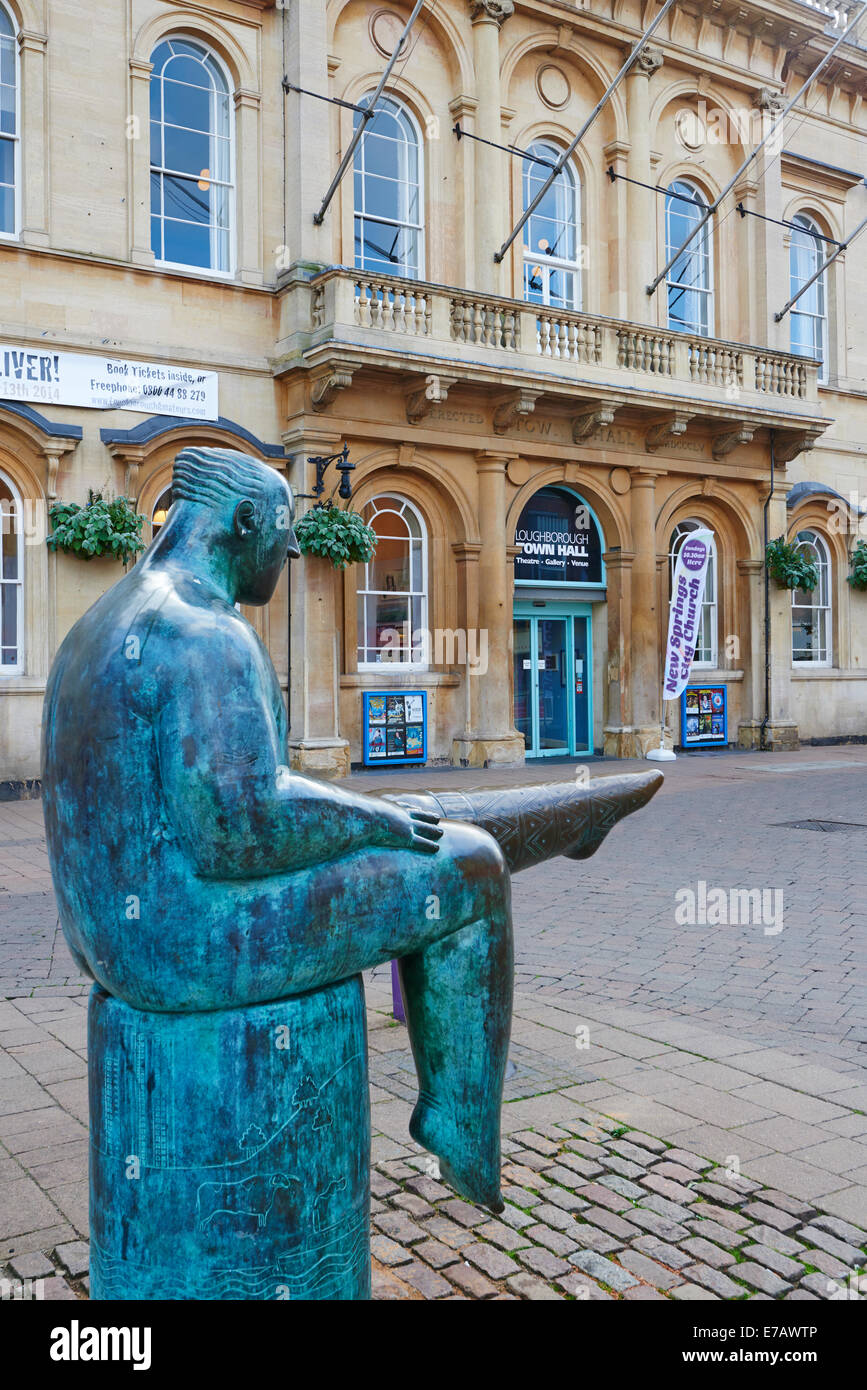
[1, 0, 866, 781]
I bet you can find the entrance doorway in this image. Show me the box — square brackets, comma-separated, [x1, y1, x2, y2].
[513, 604, 593, 756]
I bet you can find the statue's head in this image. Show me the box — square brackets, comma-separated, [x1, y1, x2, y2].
[169, 447, 299, 605]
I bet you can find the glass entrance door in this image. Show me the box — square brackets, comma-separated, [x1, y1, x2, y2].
[513, 609, 592, 757]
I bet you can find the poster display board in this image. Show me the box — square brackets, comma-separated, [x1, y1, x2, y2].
[362, 691, 427, 766]
[681, 685, 728, 747]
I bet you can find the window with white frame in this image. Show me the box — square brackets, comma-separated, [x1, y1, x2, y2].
[0, 4, 18, 237]
[150, 38, 234, 273]
[522, 142, 582, 311]
[669, 519, 718, 666]
[789, 215, 828, 382]
[665, 180, 713, 336]
[357, 495, 427, 668]
[791, 529, 831, 665]
[0, 471, 22, 670]
[151, 486, 174, 538]
[353, 94, 423, 279]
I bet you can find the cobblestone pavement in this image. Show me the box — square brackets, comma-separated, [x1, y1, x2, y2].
[1, 747, 866, 1299]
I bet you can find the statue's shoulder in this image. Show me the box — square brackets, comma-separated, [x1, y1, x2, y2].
[140, 574, 270, 676]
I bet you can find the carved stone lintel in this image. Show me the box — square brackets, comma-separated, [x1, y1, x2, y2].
[311, 369, 354, 413]
[572, 401, 619, 443]
[492, 390, 540, 436]
[633, 45, 664, 78]
[712, 425, 755, 460]
[774, 429, 823, 465]
[468, 0, 514, 25]
[645, 412, 693, 454]
[405, 374, 458, 425]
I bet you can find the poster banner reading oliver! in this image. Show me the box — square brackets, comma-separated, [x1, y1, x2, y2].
[0, 345, 219, 420]
[663, 529, 714, 702]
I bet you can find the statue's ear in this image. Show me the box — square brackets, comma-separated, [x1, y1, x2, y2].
[233, 499, 256, 539]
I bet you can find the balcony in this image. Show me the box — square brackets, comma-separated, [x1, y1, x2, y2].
[276, 268, 827, 461]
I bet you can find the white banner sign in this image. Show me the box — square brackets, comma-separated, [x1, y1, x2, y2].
[663, 528, 714, 701]
[0, 345, 218, 420]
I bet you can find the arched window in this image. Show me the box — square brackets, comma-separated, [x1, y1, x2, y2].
[150, 38, 233, 273]
[791, 529, 831, 665]
[670, 519, 717, 667]
[0, 4, 18, 238]
[665, 180, 713, 336]
[357, 495, 427, 668]
[1, 471, 23, 670]
[353, 94, 423, 279]
[151, 486, 174, 538]
[522, 143, 581, 310]
[790, 215, 828, 382]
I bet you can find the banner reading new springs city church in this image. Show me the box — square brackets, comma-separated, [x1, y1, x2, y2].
[663, 528, 714, 701]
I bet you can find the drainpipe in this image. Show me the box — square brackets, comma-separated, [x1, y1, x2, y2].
[760, 430, 775, 751]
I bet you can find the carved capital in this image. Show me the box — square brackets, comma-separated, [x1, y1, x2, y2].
[645, 412, 693, 454]
[41, 440, 80, 500]
[774, 429, 823, 465]
[405, 374, 458, 425]
[311, 369, 355, 413]
[633, 45, 664, 78]
[572, 401, 620, 443]
[492, 389, 540, 435]
[468, 0, 514, 25]
[712, 425, 754, 460]
[107, 443, 148, 499]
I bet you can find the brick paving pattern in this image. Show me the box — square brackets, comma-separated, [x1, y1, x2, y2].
[1, 748, 866, 1299]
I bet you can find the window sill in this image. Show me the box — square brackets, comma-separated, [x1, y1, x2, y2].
[0, 677, 45, 692]
[686, 669, 744, 682]
[341, 671, 460, 688]
[791, 667, 863, 679]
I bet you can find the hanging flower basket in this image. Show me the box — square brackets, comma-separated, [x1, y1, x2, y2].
[765, 536, 817, 592]
[848, 539, 867, 591]
[47, 491, 145, 564]
[295, 502, 377, 570]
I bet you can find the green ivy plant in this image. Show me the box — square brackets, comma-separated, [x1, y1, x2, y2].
[848, 539, 867, 591]
[295, 502, 377, 570]
[47, 491, 145, 564]
[765, 536, 818, 592]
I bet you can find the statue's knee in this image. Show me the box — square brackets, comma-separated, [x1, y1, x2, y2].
[447, 823, 509, 898]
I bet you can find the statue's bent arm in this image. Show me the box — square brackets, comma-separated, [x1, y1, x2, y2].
[154, 642, 440, 879]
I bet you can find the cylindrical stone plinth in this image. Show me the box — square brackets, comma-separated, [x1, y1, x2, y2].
[88, 978, 370, 1300]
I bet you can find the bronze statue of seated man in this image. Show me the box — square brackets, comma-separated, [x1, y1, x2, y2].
[42, 447, 661, 1222]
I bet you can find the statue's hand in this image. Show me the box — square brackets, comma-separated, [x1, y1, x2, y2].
[375, 801, 443, 855]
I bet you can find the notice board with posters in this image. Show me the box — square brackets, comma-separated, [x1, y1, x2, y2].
[681, 685, 727, 747]
[363, 692, 427, 766]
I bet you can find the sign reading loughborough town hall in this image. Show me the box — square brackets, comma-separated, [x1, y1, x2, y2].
[514, 486, 603, 586]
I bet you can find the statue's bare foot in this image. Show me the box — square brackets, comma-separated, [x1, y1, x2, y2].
[410, 1095, 504, 1215]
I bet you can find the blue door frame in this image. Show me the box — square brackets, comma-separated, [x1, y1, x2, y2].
[513, 600, 594, 757]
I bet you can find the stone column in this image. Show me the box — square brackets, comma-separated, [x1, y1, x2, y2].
[128, 57, 155, 266]
[765, 480, 799, 749]
[468, 1, 513, 296]
[285, 427, 351, 778]
[18, 28, 49, 246]
[234, 90, 263, 286]
[753, 89, 788, 353]
[453, 452, 524, 766]
[630, 467, 665, 755]
[625, 48, 663, 325]
[284, 0, 332, 272]
[602, 547, 635, 757]
[736, 557, 765, 748]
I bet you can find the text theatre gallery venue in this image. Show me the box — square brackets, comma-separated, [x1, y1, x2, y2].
[1, 0, 867, 786]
